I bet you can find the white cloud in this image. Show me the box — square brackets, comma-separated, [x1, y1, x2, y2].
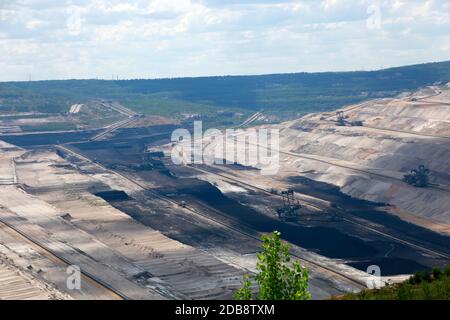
[321, 0, 338, 10]
[25, 19, 44, 29]
[0, 0, 449, 81]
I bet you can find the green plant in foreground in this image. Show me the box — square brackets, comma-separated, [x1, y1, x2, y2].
[234, 231, 310, 300]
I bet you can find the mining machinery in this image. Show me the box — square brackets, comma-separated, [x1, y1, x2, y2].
[276, 190, 301, 221]
[403, 165, 430, 188]
[336, 111, 346, 126]
[335, 111, 363, 126]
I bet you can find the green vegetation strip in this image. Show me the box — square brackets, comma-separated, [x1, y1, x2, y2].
[335, 265, 450, 300]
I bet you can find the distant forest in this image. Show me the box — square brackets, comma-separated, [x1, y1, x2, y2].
[1, 61, 449, 118]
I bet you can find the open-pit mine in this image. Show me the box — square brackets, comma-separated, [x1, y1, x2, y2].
[0, 85, 449, 300]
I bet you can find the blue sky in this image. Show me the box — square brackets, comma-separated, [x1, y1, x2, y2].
[0, 0, 449, 81]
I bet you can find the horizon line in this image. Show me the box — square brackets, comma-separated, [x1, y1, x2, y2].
[1, 59, 449, 84]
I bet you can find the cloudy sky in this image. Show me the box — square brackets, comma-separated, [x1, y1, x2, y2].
[0, 0, 449, 81]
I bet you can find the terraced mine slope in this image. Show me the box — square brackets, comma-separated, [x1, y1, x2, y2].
[276, 85, 450, 229]
[196, 84, 450, 233]
[0, 142, 248, 299]
[0, 85, 448, 300]
[0, 139, 365, 299]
